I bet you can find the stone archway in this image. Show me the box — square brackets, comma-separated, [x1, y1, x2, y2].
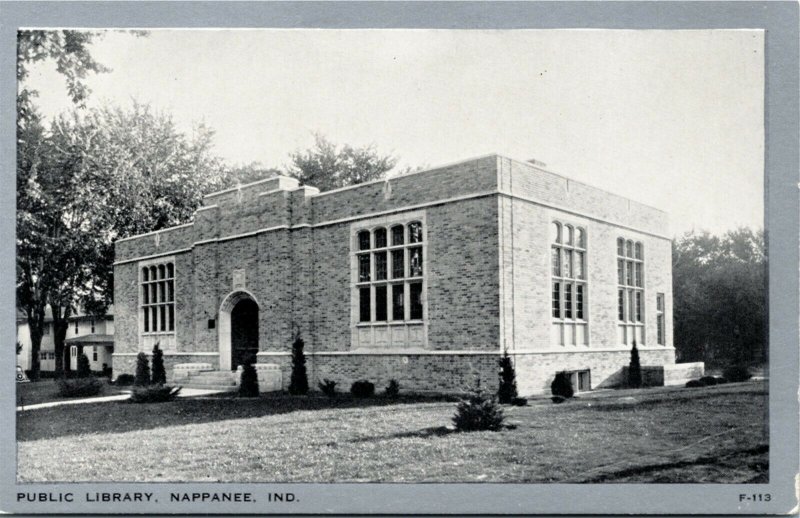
[218, 290, 260, 371]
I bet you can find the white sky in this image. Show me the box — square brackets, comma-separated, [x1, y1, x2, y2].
[23, 29, 765, 235]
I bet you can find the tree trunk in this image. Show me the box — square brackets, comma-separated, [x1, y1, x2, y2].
[23, 302, 46, 381]
[50, 303, 71, 377]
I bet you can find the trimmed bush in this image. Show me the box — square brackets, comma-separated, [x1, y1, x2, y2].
[511, 397, 528, 406]
[129, 385, 181, 403]
[76, 352, 91, 378]
[498, 350, 518, 404]
[114, 374, 135, 386]
[714, 376, 729, 384]
[239, 359, 259, 398]
[551, 395, 567, 404]
[699, 375, 718, 386]
[288, 334, 309, 395]
[57, 377, 103, 398]
[384, 379, 400, 399]
[318, 379, 337, 397]
[685, 379, 704, 388]
[134, 352, 151, 386]
[551, 371, 574, 399]
[452, 387, 505, 432]
[151, 343, 166, 385]
[350, 379, 375, 398]
[628, 341, 642, 388]
[722, 364, 753, 383]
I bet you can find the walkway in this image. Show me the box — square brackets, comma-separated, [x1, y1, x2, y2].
[16, 388, 230, 412]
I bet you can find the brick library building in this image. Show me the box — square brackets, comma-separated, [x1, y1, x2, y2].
[113, 154, 699, 395]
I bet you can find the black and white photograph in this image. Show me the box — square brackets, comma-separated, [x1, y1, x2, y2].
[4, 2, 798, 515]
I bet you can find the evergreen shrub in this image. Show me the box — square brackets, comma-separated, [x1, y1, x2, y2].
[452, 387, 505, 432]
[134, 352, 151, 386]
[239, 358, 259, 398]
[699, 375, 718, 386]
[57, 377, 103, 398]
[551, 371, 574, 400]
[130, 385, 181, 403]
[498, 351, 518, 404]
[384, 379, 400, 399]
[76, 353, 91, 378]
[318, 379, 337, 397]
[350, 380, 375, 398]
[114, 374, 135, 386]
[288, 334, 309, 395]
[151, 343, 166, 385]
[628, 341, 642, 388]
[722, 364, 752, 383]
[685, 379, 704, 388]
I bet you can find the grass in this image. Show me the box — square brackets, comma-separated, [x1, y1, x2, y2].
[17, 381, 767, 483]
[16, 378, 125, 407]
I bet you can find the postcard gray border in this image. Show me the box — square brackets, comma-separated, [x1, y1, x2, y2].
[1, 1, 797, 515]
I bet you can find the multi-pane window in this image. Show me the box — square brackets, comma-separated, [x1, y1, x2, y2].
[656, 293, 665, 345]
[92, 346, 98, 361]
[551, 221, 588, 346]
[617, 238, 644, 345]
[356, 221, 424, 324]
[141, 261, 175, 333]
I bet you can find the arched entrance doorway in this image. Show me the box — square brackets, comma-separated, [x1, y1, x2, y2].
[218, 290, 260, 371]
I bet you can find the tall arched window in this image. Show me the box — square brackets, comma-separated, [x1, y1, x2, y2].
[551, 220, 588, 346]
[617, 238, 644, 345]
[353, 214, 426, 349]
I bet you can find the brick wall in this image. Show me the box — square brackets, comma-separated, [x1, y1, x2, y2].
[112, 153, 676, 393]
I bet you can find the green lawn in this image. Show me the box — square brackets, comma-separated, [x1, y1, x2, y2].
[16, 378, 125, 407]
[17, 381, 767, 483]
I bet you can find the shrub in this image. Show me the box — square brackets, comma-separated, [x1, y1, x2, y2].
[384, 379, 400, 399]
[57, 377, 103, 398]
[239, 359, 259, 398]
[114, 374, 135, 386]
[628, 341, 642, 388]
[511, 397, 528, 406]
[551, 395, 567, 404]
[288, 333, 309, 395]
[498, 350, 518, 404]
[714, 376, 728, 384]
[452, 387, 505, 432]
[134, 352, 151, 386]
[685, 379, 704, 388]
[551, 371, 574, 399]
[151, 343, 166, 385]
[76, 352, 91, 378]
[350, 379, 375, 398]
[129, 385, 181, 403]
[699, 375, 718, 386]
[318, 379, 337, 397]
[722, 364, 752, 383]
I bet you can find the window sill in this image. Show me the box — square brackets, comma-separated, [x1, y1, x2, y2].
[356, 321, 425, 327]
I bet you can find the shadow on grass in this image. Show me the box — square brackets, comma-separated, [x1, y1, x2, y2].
[17, 393, 456, 442]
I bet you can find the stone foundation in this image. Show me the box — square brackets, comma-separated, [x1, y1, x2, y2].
[513, 347, 676, 395]
[111, 353, 219, 382]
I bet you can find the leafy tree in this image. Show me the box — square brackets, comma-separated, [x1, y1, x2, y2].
[217, 162, 282, 191]
[286, 133, 398, 192]
[17, 103, 222, 378]
[151, 343, 166, 385]
[134, 352, 151, 386]
[288, 333, 309, 395]
[628, 341, 642, 388]
[672, 228, 766, 367]
[497, 350, 518, 404]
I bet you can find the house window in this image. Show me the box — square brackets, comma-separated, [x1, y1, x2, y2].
[656, 293, 665, 345]
[74, 321, 79, 334]
[90, 319, 95, 333]
[618, 238, 644, 345]
[42, 325, 49, 336]
[92, 346, 98, 361]
[551, 221, 588, 346]
[140, 260, 175, 334]
[352, 214, 426, 348]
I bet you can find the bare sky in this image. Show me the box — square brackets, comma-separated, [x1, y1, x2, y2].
[23, 29, 764, 235]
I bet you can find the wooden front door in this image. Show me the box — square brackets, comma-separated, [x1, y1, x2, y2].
[230, 298, 259, 370]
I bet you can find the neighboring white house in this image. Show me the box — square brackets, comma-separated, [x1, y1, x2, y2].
[17, 306, 114, 375]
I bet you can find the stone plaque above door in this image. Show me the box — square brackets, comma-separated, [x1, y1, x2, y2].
[232, 268, 246, 290]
